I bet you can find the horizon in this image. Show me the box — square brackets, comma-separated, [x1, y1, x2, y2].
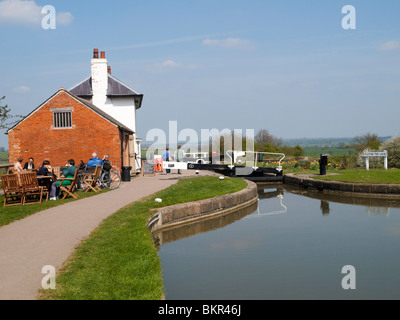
[1, 1, 399, 148]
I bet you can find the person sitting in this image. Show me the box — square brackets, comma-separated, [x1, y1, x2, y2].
[24, 157, 35, 171]
[37, 160, 54, 190]
[49, 159, 76, 201]
[87, 153, 103, 167]
[13, 157, 24, 173]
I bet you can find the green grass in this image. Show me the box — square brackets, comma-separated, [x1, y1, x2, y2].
[0, 152, 9, 164]
[38, 176, 247, 300]
[303, 146, 357, 157]
[309, 169, 400, 184]
[0, 189, 111, 228]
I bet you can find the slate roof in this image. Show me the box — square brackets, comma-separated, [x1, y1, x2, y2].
[69, 75, 144, 109]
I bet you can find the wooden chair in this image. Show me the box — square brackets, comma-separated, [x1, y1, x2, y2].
[2, 174, 24, 207]
[58, 168, 80, 200]
[52, 167, 61, 179]
[82, 165, 102, 193]
[19, 172, 43, 205]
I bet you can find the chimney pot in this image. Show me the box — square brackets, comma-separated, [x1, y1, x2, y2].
[100, 51, 106, 59]
[93, 49, 99, 59]
[108, 66, 111, 75]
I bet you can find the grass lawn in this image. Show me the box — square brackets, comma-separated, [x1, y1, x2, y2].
[309, 169, 400, 184]
[38, 176, 247, 300]
[0, 189, 112, 227]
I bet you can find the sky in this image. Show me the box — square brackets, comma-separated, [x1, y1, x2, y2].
[0, 0, 399, 149]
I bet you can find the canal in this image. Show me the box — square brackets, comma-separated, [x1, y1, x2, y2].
[155, 183, 400, 300]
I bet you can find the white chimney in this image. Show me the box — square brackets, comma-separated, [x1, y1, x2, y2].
[91, 49, 108, 107]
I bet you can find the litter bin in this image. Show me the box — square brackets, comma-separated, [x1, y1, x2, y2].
[121, 166, 132, 182]
[319, 154, 328, 176]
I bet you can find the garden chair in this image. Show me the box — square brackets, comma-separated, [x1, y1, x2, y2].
[82, 165, 102, 193]
[19, 172, 43, 205]
[2, 174, 24, 207]
[52, 166, 61, 179]
[58, 168, 80, 200]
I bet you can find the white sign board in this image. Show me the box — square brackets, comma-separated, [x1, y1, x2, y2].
[363, 150, 388, 170]
[363, 151, 387, 157]
[162, 162, 188, 170]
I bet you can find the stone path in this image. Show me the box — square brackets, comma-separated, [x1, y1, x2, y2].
[0, 170, 209, 300]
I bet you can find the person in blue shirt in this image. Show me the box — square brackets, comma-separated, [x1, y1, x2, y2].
[87, 153, 103, 167]
[162, 147, 171, 174]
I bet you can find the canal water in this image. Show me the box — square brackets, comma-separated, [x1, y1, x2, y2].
[155, 184, 400, 300]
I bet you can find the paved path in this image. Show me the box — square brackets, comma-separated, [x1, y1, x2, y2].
[0, 170, 211, 300]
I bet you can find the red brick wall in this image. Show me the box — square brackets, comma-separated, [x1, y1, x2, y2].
[8, 91, 123, 170]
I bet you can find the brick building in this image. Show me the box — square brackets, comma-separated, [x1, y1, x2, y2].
[7, 88, 134, 171]
[7, 49, 143, 174]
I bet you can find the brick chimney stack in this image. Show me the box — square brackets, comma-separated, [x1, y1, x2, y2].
[91, 48, 108, 107]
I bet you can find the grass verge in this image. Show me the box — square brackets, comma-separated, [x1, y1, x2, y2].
[308, 169, 400, 184]
[0, 189, 111, 228]
[38, 176, 248, 300]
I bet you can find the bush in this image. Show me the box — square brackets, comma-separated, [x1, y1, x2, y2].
[294, 160, 311, 170]
[381, 136, 400, 168]
[356, 148, 383, 169]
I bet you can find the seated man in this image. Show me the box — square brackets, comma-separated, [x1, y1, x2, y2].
[87, 153, 103, 167]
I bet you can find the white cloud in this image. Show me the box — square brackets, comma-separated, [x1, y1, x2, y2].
[13, 86, 31, 94]
[202, 38, 256, 50]
[149, 60, 197, 73]
[378, 40, 400, 51]
[57, 12, 73, 26]
[0, 0, 73, 27]
[157, 60, 181, 68]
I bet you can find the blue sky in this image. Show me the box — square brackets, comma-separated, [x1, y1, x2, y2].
[1, 0, 399, 148]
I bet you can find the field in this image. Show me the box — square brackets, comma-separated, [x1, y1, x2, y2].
[0, 152, 8, 163]
[303, 146, 356, 157]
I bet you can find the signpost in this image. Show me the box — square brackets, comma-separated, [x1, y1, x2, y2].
[363, 151, 388, 170]
[142, 160, 155, 176]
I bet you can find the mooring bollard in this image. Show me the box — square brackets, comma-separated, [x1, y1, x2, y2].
[319, 154, 328, 176]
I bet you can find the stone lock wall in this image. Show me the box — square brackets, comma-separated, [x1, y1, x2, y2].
[148, 179, 259, 231]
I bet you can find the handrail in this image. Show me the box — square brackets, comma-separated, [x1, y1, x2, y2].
[0, 163, 14, 170]
[225, 150, 285, 171]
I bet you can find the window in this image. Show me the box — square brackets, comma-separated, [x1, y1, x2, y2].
[51, 108, 73, 129]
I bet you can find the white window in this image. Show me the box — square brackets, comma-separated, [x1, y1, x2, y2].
[51, 108, 73, 129]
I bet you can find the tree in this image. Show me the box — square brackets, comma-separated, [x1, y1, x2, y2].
[381, 135, 400, 168]
[0, 96, 23, 130]
[353, 133, 381, 152]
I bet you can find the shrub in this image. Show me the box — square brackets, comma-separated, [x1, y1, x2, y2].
[294, 160, 311, 170]
[381, 135, 400, 168]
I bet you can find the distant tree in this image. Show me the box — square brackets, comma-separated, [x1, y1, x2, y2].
[353, 133, 381, 152]
[255, 129, 283, 147]
[0, 96, 23, 130]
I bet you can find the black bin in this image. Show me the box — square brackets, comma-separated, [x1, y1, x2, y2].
[121, 166, 132, 182]
[319, 154, 328, 176]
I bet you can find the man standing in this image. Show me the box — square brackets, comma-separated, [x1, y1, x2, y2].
[175, 145, 185, 174]
[162, 147, 171, 175]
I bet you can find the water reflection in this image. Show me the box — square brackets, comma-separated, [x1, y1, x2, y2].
[284, 184, 399, 216]
[152, 200, 258, 248]
[158, 183, 400, 300]
[154, 184, 398, 248]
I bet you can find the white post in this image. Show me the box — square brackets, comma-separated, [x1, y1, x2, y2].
[384, 156, 388, 170]
[366, 157, 370, 171]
